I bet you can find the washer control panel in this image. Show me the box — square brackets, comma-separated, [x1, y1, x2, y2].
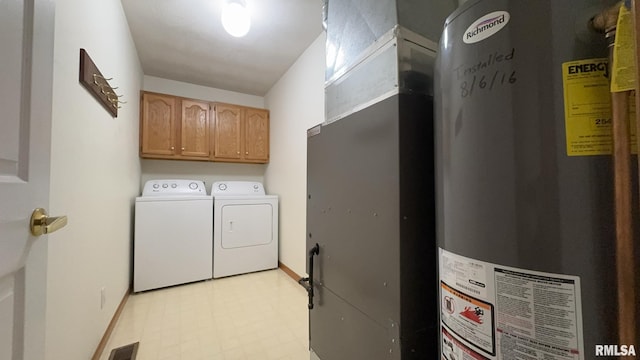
[212, 181, 266, 196]
[142, 180, 206, 196]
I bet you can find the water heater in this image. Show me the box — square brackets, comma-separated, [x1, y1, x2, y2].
[435, 0, 639, 359]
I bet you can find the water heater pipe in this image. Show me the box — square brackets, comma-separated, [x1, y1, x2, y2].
[592, 1, 637, 347]
[630, 0, 640, 346]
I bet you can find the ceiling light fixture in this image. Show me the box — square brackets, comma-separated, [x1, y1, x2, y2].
[221, 0, 251, 38]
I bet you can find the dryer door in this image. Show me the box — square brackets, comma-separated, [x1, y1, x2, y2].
[221, 203, 274, 248]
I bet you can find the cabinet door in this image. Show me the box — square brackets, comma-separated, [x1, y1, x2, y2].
[141, 93, 176, 156]
[213, 104, 242, 160]
[181, 100, 210, 158]
[244, 108, 270, 162]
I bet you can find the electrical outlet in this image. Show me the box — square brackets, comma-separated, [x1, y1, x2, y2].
[100, 287, 106, 310]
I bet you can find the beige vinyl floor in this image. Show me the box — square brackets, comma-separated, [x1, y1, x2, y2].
[100, 269, 310, 360]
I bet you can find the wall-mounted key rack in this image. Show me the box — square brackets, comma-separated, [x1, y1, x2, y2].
[79, 49, 125, 117]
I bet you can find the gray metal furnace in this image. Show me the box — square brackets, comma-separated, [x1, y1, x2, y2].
[304, 0, 457, 359]
[435, 0, 640, 359]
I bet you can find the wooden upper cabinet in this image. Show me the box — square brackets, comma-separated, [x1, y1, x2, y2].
[140, 92, 269, 163]
[213, 103, 270, 163]
[244, 108, 269, 162]
[181, 100, 210, 158]
[140, 93, 177, 156]
[213, 103, 242, 160]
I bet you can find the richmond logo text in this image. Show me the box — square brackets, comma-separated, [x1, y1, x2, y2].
[467, 15, 505, 40]
[463, 11, 510, 44]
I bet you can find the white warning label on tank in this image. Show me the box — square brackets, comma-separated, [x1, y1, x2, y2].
[495, 268, 582, 359]
[441, 281, 496, 355]
[439, 249, 584, 360]
[443, 326, 491, 360]
[440, 249, 488, 299]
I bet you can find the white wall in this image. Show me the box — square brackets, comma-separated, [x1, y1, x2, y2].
[144, 75, 264, 108]
[47, 0, 143, 358]
[264, 33, 326, 276]
[141, 76, 267, 193]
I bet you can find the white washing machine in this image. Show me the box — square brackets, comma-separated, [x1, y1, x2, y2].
[212, 181, 278, 278]
[134, 179, 213, 292]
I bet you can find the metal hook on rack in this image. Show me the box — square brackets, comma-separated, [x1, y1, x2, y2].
[92, 74, 113, 81]
[92, 74, 102, 86]
[105, 92, 126, 109]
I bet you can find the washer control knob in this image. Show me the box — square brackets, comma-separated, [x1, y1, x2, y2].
[218, 183, 227, 191]
[162, 183, 168, 188]
[253, 185, 259, 189]
[171, 183, 177, 188]
[153, 184, 159, 189]
[189, 182, 198, 190]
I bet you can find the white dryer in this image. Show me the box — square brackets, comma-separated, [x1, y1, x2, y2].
[134, 180, 213, 292]
[212, 181, 278, 278]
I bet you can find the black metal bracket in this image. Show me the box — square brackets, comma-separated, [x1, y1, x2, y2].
[298, 243, 320, 309]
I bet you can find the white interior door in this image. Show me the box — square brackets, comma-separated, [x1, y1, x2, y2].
[0, 0, 56, 359]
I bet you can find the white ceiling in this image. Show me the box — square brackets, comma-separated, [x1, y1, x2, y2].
[121, 0, 324, 96]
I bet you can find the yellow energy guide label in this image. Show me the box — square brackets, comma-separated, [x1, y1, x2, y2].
[562, 58, 636, 156]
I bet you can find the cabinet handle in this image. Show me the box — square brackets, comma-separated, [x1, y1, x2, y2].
[245, 152, 249, 155]
[181, 147, 185, 151]
[170, 146, 175, 150]
[237, 151, 240, 154]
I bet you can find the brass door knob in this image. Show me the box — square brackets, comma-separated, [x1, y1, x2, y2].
[30, 208, 68, 236]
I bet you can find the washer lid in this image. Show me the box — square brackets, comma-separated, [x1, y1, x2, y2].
[136, 195, 212, 202]
[142, 179, 207, 196]
[212, 181, 266, 196]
